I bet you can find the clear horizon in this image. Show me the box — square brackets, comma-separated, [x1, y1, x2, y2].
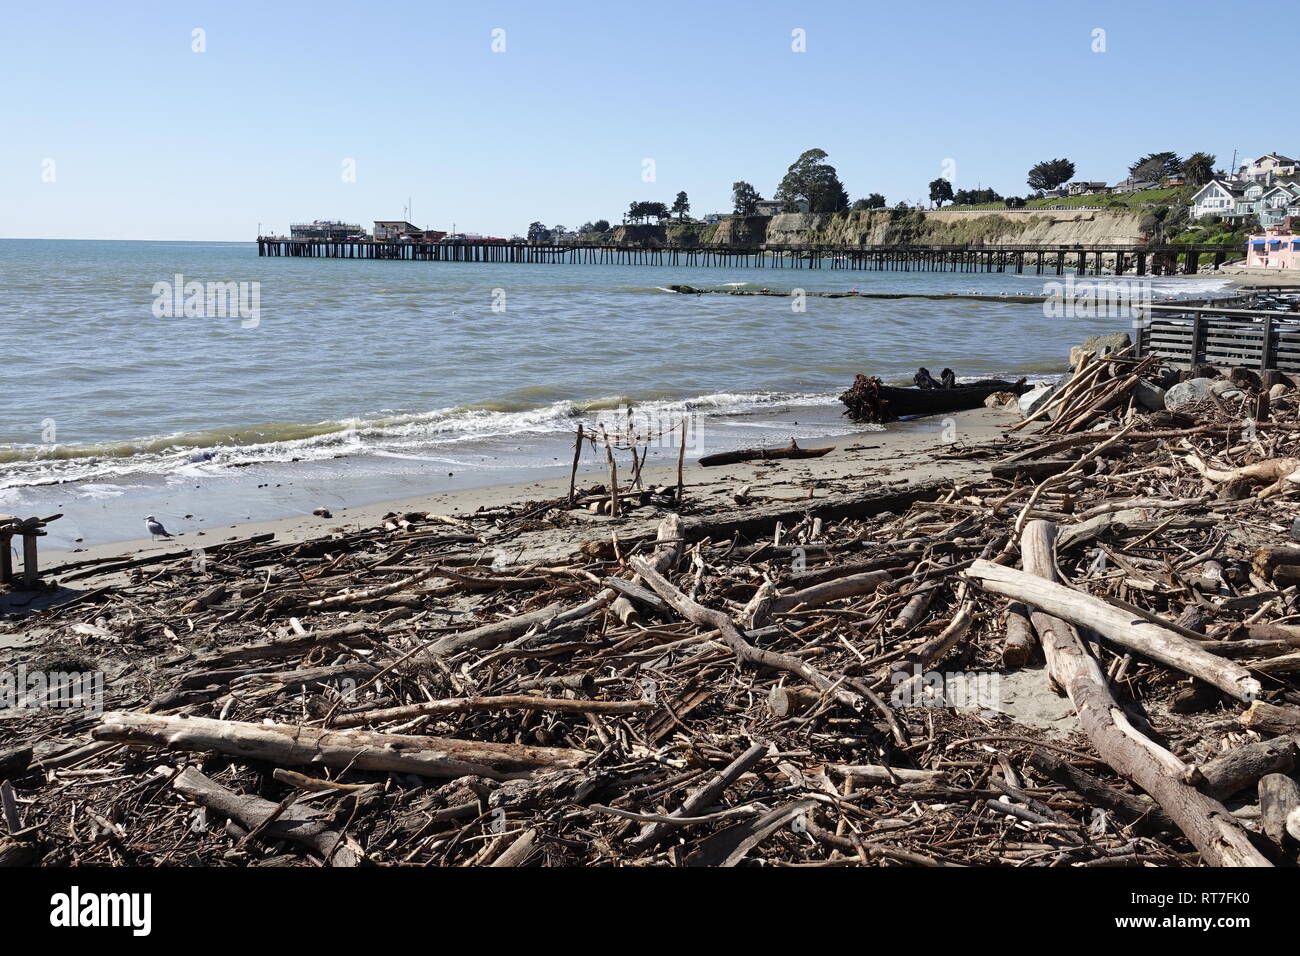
[2, 0, 1293, 242]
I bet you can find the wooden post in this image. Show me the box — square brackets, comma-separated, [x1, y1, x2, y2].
[567, 424, 584, 506]
[0, 533, 11, 585]
[21, 533, 38, 587]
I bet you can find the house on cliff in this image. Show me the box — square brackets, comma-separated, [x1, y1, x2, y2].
[1189, 179, 1246, 219]
[1239, 153, 1298, 182]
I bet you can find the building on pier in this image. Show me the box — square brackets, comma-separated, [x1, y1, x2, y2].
[290, 220, 364, 240]
[373, 220, 422, 241]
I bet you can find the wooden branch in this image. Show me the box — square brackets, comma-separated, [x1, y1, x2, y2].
[331, 694, 652, 728]
[173, 766, 360, 866]
[1241, 700, 1300, 736]
[94, 712, 590, 780]
[612, 514, 682, 626]
[1194, 737, 1297, 801]
[964, 558, 1260, 702]
[1014, 520, 1269, 867]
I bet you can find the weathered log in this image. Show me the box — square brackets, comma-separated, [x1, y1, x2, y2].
[1258, 773, 1300, 849]
[1001, 601, 1037, 668]
[679, 482, 944, 543]
[1016, 520, 1269, 867]
[840, 373, 1030, 424]
[331, 694, 653, 728]
[1194, 737, 1297, 800]
[964, 558, 1260, 701]
[1027, 751, 1172, 832]
[172, 766, 360, 866]
[1241, 701, 1300, 736]
[698, 439, 834, 468]
[769, 569, 891, 614]
[766, 684, 822, 718]
[93, 712, 590, 780]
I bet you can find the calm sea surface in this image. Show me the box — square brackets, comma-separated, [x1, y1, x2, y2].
[0, 239, 1231, 547]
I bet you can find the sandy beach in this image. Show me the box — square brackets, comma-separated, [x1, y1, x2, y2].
[36, 405, 1017, 582]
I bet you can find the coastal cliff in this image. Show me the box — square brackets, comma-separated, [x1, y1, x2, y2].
[615, 207, 1150, 247]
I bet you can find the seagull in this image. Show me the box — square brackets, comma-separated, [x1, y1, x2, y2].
[145, 515, 173, 539]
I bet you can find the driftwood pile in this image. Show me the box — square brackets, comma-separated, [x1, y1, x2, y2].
[4, 356, 1300, 866]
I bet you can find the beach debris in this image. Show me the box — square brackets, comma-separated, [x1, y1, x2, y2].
[698, 439, 834, 468]
[312, 507, 333, 519]
[7, 346, 1300, 868]
[840, 368, 1031, 424]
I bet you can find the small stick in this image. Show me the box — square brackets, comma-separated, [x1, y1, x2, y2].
[567, 424, 584, 506]
[676, 415, 687, 505]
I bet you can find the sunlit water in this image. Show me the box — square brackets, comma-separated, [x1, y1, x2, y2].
[0, 239, 1233, 547]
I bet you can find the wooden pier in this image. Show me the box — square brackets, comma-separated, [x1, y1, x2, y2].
[257, 238, 1239, 277]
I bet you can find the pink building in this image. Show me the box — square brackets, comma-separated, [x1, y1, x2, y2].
[1246, 231, 1300, 270]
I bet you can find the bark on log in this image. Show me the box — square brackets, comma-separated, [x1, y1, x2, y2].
[1258, 773, 1300, 849]
[1015, 520, 1269, 867]
[964, 558, 1260, 702]
[331, 694, 653, 728]
[769, 569, 891, 614]
[94, 712, 590, 780]
[1241, 701, 1300, 736]
[698, 440, 834, 467]
[172, 766, 360, 866]
[1195, 737, 1297, 800]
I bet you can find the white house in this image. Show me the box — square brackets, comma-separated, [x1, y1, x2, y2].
[1239, 153, 1298, 181]
[1067, 181, 1108, 196]
[1189, 179, 1246, 219]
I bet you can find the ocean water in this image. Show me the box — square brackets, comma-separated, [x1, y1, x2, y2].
[0, 239, 1233, 548]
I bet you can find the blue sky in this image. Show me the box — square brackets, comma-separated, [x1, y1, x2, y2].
[1, 0, 1291, 240]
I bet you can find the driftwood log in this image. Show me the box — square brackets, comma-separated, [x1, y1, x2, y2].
[1009, 520, 1269, 867]
[840, 370, 1030, 424]
[93, 712, 590, 780]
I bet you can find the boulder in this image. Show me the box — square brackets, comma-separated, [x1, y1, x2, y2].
[1018, 385, 1056, 418]
[1165, 377, 1216, 411]
[984, 391, 1018, 408]
[1134, 379, 1167, 412]
[1210, 380, 1246, 401]
[1070, 332, 1132, 369]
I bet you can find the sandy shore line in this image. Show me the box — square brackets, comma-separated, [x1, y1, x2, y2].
[38, 406, 1017, 576]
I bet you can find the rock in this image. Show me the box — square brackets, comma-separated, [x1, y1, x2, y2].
[1271, 383, 1290, 401]
[1018, 385, 1055, 418]
[1134, 379, 1167, 412]
[1071, 332, 1132, 369]
[1165, 377, 1216, 411]
[1209, 380, 1245, 401]
[984, 391, 1016, 408]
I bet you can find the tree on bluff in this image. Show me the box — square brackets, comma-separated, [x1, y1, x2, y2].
[775, 148, 849, 213]
[1026, 158, 1075, 192]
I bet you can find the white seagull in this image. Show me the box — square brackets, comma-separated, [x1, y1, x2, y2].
[145, 515, 173, 539]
